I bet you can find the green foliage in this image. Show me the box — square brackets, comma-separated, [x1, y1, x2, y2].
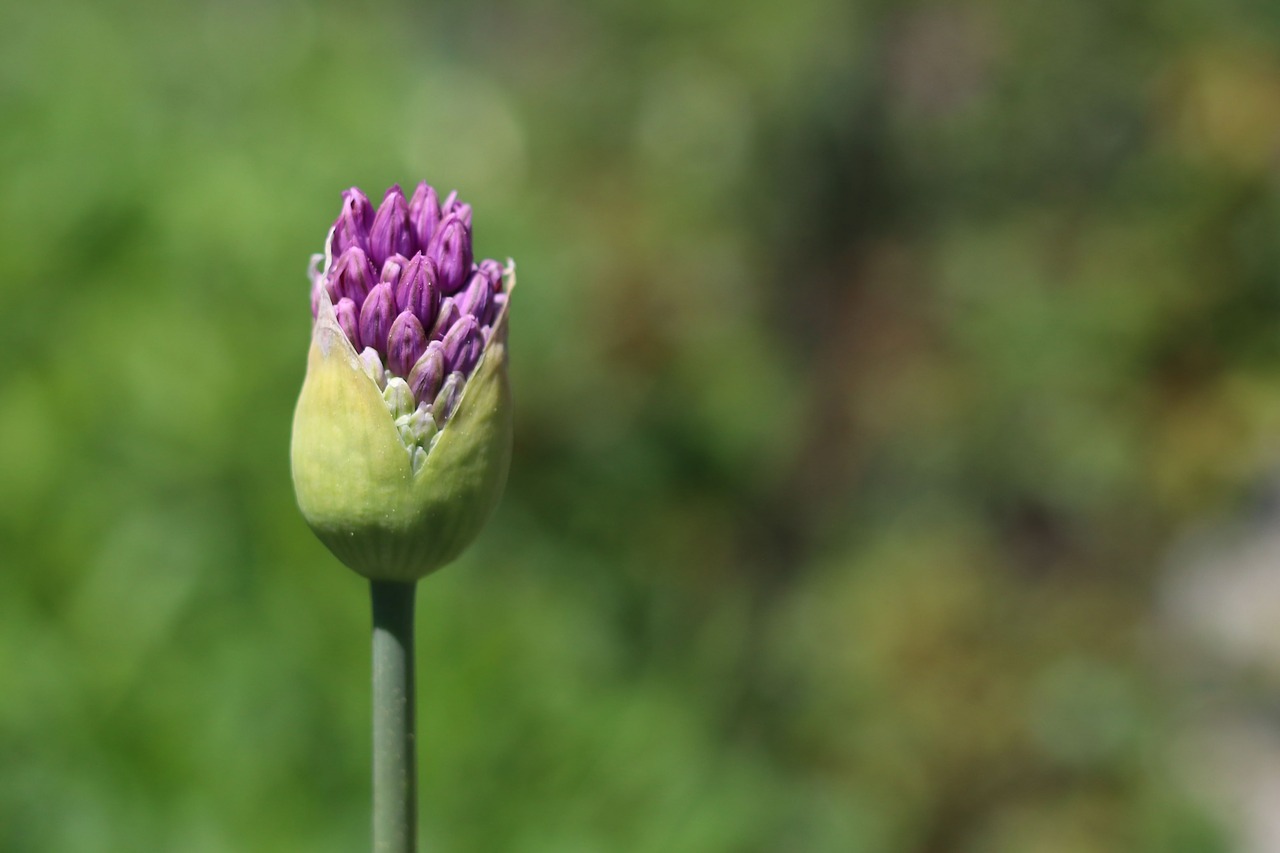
[3, 0, 1276, 848]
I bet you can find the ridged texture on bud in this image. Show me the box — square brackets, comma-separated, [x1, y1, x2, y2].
[294, 181, 514, 581]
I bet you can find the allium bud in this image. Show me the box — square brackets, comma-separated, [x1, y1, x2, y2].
[379, 253, 411, 290]
[329, 247, 376, 306]
[387, 310, 428, 378]
[441, 190, 473, 229]
[334, 297, 361, 349]
[429, 296, 461, 342]
[440, 316, 484, 376]
[455, 271, 492, 323]
[292, 181, 514, 582]
[359, 282, 397, 361]
[428, 213, 472, 295]
[330, 187, 374, 258]
[408, 182, 441, 249]
[369, 185, 414, 267]
[407, 341, 445, 403]
[395, 253, 439, 326]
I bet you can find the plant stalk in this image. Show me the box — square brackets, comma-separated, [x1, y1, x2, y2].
[370, 580, 418, 853]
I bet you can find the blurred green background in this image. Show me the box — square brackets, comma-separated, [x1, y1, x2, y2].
[4, 0, 1280, 850]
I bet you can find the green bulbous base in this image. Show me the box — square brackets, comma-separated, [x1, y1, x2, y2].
[291, 279, 513, 582]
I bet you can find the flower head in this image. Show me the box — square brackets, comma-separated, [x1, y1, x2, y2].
[292, 182, 514, 581]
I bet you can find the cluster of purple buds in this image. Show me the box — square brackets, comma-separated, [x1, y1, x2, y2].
[309, 183, 508, 464]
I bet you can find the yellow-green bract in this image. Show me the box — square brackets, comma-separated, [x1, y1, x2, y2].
[291, 270, 514, 581]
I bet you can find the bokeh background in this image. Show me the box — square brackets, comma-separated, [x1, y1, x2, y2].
[5, 0, 1280, 850]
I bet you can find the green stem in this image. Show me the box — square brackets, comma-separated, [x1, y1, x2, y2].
[370, 580, 418, 853]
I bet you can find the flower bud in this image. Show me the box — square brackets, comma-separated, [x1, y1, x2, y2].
[432, 372, 464, 424]
[330, 187, 374, 258]
[394, 253, 439, 326]
[429, 296, 461, 342]
[358, 282, 397, 361]
[378, 253, 411, 290]
[408, 182, 441, 249]
[330, 246, 376, 305]
[427, 213, 472, 295]
[293, 182, 514, 582]
[441, 190, 473, 229]
[383, 377, 415, 418]
[455, 271, 492, 324]
[407, 341, 445, 403]
[440, 316, 484, 376]
[358, 347, 387, 390]
[479, 259, 504, 292]
[387, 310, 427, 378]
[369, 185, 414, 267]
[334, 297, 361, 349]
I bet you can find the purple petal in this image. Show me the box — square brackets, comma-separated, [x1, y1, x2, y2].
[330, 187, 374, 258]
[427, 213, 473, 295]
[441, 190, 473, 229]
[369, 185, 414, 267]
[387, 311, 428, 378]
[429, 296, 461, 342]
[408, 182, 441, 250]
[395, 253, 440, 327]
[334, 297, 361, 349]
[329, 246, 376, 305]
[440, 315, 483, 376]
[407, 341, 445, 403]
[455, 271, 492, 323]
[379, 253, 411, 290]
[478, 259, 504, 292]
[358, 283, 397, 360]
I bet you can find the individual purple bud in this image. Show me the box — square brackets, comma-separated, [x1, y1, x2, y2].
[455, 271, 492, 323]
[329, 246, 376, 305]
[429, 296, 461, 341]
[379, 253, 411, 290]
[334, 297, 361, 349]
[395, 253, 440, 326]
[427, 213, 473, 295]
[330, 187, 374, 258]
[387, 310, 428, 378]
[406, 341, 445, 404]
[369, 185, 415, 267]
[440, 315, 484, 376]
[408, 182, 442, 249]
[478, 259, 504, 292]
[358, 283, 397, 361]
[441, 190, 473, 229]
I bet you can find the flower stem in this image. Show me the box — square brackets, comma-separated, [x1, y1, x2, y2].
[370, 580, 418, 853]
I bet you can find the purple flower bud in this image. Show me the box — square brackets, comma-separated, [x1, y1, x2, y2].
[387, 310, 428, 378]
[334, 297, 361, 349]
[406, 341, 445, 403]
[329, 246, 376, 305]
[427, 213, 473, 295]
[394, 253, 439, 327]
[358, 283, 397, 360]
[441, 190, 473, 229]
[429, 296, 461, 342]
[478, 259, 504, 292]
[455, 271, 492, 324]
[369, 185, 414, 267]
[379, 254, 411, 290]
[330, 187, 374, 258]
[440, 315, 484, 376]
[408, 182, 442, 249]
